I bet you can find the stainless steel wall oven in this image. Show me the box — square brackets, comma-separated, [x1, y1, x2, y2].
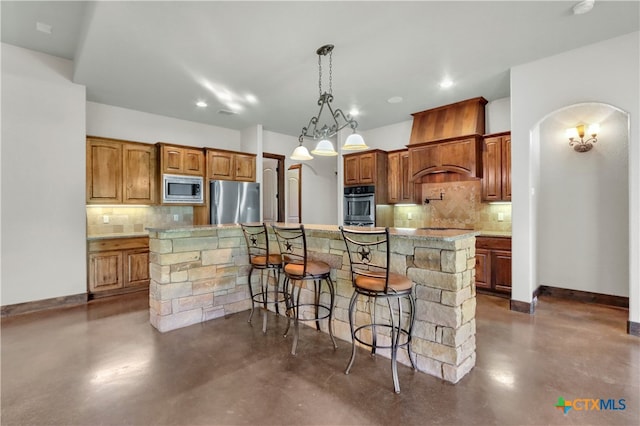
[343, 185, 375, 226]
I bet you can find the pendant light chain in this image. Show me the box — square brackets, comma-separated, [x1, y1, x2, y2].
[317, 49, 333, 96]
[328, 50, 333, 95]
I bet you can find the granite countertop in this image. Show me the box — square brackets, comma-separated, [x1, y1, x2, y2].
[477, 230, 512, 238]
[87, 232, 149, 241]
[145, 223, 481, 242]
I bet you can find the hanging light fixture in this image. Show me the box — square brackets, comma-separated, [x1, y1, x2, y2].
[293, 44, 368, 160]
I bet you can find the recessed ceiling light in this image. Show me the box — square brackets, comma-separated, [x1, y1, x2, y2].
[245, 94, 257, 104]
[349, 108, 360, 117]
[36, 22, 52, 34]
[573, 0, 595, 15]
[196, 100, 208, 108]
[439, 79, 454, 89]
[387, 96, 403, 104]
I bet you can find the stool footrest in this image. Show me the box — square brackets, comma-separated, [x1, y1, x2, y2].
[353, 323, 412, 350]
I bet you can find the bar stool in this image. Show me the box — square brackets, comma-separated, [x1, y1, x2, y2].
[241, 223, 288, 334]
[339, 226, 416, 393]
[271, 224, 337, 355]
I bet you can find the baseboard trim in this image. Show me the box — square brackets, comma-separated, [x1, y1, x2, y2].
[510, 299, 536, 314]
[1, 293, 88, 318]
[628, 321, 640, 337]
[538, 285, 629, 309]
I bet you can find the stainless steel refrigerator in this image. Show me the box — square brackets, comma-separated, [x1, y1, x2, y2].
[210, 180, 261, 225]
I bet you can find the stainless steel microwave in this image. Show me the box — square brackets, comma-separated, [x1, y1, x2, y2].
[162, 174, 204, 204]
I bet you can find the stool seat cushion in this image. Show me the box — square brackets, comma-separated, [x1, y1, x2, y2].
[355, 271, 413, 292]
[284, 260, 331, 277]
[251, 254, 282, 267]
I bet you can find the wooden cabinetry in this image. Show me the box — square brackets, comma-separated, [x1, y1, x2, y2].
[482, 132, 511, 201]
[87, 137, 157, 205]
[159, 143, 205, 176]
[343, 150, 388, 203]
[206, 149, 256, 182]
[409, 97, 487, 145]
[408, 136, 482, 182]
[475, 236, 512, 296]
[88, 236, 150, 298]
[387, 149, 418, 204]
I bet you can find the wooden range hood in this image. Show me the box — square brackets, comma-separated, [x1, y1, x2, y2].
[408, 97, 487, 183]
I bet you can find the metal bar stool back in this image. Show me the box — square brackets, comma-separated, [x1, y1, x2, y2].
[241, 223, 287, 334]
[271, 224, 337, 355]
[340, 226, 416, 393]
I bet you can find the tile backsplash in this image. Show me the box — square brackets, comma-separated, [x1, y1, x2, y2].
[86, 205, 193, 236]
[392, 180, 511, 232]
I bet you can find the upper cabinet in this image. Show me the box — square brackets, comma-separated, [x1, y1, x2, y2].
[482, 132, 511, 201]
[387, 149, 418, 204]
[206, 149, 256, 182]
[408, 136, 482, 182]
[87, 137, 157, 205]
[343, 150, 388, 202]
[159, 143, 205, 176]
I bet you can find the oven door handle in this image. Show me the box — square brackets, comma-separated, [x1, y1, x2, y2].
[344, 194, 374, 199]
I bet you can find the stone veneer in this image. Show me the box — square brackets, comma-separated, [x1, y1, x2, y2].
[148, 224, 477, 384]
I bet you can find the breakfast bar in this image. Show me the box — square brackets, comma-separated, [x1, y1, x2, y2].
[147, 224, 477, 383]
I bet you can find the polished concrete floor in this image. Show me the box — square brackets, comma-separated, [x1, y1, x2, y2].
[2, 292, 638, 425]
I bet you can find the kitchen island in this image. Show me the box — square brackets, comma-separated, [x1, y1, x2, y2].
[147, 224, 477, 383]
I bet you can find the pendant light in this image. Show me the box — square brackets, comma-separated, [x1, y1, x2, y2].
[293, 44, 367, 160]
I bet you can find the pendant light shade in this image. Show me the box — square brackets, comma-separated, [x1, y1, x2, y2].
[290, 144, 313, 161]
[311, 139, 338, 156]
[341, 132, 368, 151]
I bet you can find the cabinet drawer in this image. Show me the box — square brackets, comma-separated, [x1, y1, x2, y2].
[476, 236, 511, 250]
[88, 237, 149, 252]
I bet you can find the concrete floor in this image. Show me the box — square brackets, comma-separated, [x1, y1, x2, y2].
[2, 292, 638, 425]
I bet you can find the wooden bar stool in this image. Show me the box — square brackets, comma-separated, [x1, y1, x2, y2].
[271, 224, 337, 355]
[241, 223, 288, 334]
[340, 226, 416, 393]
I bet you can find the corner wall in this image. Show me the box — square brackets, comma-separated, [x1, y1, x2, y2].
[1, 44, 87, 305]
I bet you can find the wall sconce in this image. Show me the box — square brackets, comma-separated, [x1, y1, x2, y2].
[566, 123, 599, 152]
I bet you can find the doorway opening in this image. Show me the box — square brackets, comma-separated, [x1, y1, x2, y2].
[262, 153, 285, 223]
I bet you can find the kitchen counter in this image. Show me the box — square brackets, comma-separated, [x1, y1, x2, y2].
[147, 223, 477, 384]
[87, 232, 149, 241]
[477, 230, 511, 238]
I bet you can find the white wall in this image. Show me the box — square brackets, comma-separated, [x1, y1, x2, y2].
[86, 102, 241, 149]
[538, 104, 629, 296]
[486, 97, 511, 134]
[360, 120, 413, 151]
[511, 32, 639, 323]
[1, 44, 87, 305]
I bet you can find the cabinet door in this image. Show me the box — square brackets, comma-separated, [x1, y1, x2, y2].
[387, 152, 401, 203]
[344, 156, 360, 185]
[234, 154, 256, 182]
[162, 146, 184, 174]
[492, 249, 512, 294]
[482, 136, 502, 201]
[124, 249, 150, 287]
[87, 140, 122, 204]
[475, 248, 491, 290]
[208, 151, 234, 180]
[501, 136, 511, 201]
[358, 153, 376, 184]
[88, 251, 123, 292]
[123, 143, 157, 204]
[399, 151, 415, 203]
[183, 148, 205, 176]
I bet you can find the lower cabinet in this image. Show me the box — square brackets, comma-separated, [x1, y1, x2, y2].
[88, 236, 150, 298]
[475, 236, 512, 296]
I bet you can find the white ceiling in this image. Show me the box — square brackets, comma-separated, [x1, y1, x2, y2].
[2, 1, 639, 138]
